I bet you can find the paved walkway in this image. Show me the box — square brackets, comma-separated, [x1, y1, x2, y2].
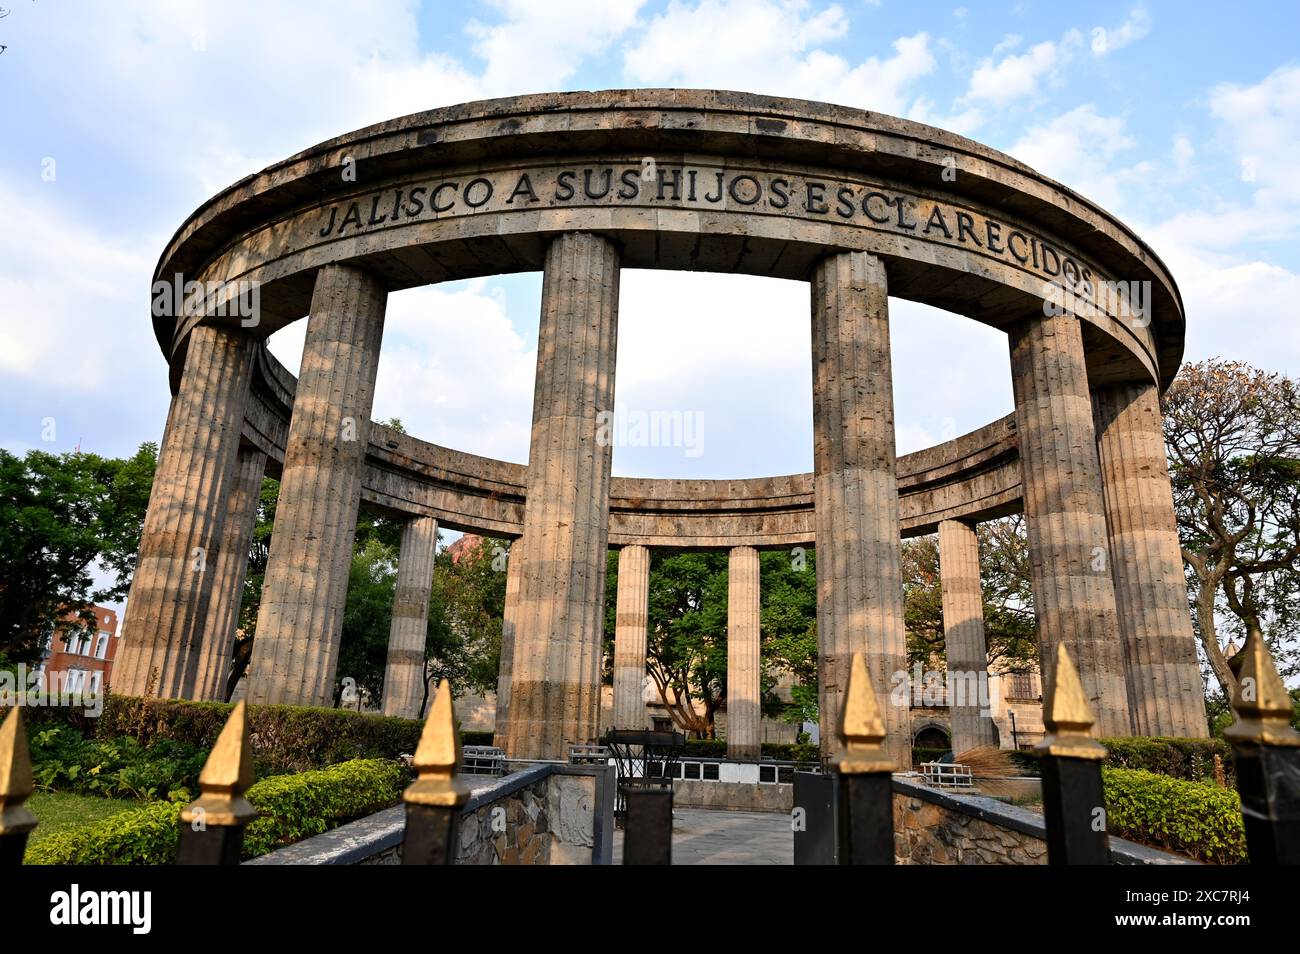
[612, 808, 792, 865]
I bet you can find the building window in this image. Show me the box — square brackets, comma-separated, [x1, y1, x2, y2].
[65, 669, 86, 693]
[95, 633, 109, 659]
[88, 671, 103, 695]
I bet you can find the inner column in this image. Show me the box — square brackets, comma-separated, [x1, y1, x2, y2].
[504, 232, 620, 760]
[381, 515, 438, 719]
[1008, 310, 1131, 737]
[1093, 380, 1207, 737]
[246, 263, 388, 706]
[810, 250, 910, 765]
[493, 539, 524, 748]
[115, 323, 257, 699]
[612, 544, 651, 731]
[191, 444, 267, 701]
[727, 545, 761, 761]
[937, 519, 997, 753]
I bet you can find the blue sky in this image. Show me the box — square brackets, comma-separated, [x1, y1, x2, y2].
[2, 0, 1298, 491]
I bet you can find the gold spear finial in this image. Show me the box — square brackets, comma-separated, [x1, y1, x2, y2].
[832, 654, 896, 775]
[1035, 643, 1106, 760]
[1224, 633, 1300, 748]
[0, 707, 38, 838]
[405, 680, 471, 807]
[181, 701, 256, 827]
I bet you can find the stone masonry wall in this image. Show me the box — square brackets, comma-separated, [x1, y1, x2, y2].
[893, 791, 1047, 865]
[456, 776, 552, 865]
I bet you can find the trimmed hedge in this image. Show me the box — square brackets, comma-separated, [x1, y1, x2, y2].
[25, 758, 404, 865]
[1101, 736, 1233, 786]
[1010, 736, 1234, 784]
[1103, 767, 1246, 865]
[676, 739, 820, 762]
[24, 800, 183, 865]
[96, 696, 423, 773]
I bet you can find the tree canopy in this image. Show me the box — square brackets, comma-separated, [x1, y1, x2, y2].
[1164, 359, 1300, 696]
[0, 443, 155, 666]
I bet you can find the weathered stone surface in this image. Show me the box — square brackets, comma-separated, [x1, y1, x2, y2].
[381, 515, 437, 718]
[727, 545, 761, 761]
[492, 540, 523, 748]
[1009, 311, 1131, 737]
[504, 233, 620, 760]
[548, 774, 596, 848]
[938, 519, 997, 753]
[612, 544, 651, 730]
[190, 444, 267, 701]
[247, 263, 388, 706]
[1093, 381, 1207, 737]
[812, 251, 910, 763]
[116, 324, 257, 698]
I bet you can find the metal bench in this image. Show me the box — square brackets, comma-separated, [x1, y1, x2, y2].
[920, 761, 973, 787]
[462, 745, 506, 776]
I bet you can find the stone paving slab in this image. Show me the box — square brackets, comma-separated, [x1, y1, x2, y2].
[613, 807, 792, 865]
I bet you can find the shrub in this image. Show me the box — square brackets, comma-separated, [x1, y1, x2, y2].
[24, 801, 183, 865]
[1100, 736, 1233, 786]
[1009, 737, 1234, 785]
[96, 696, 428, 772]
[25, 758, 404, 865]
[681, 739, 727, 758]
[242, 759, 404, 856]
[675, 739, 820, 762]
[28, 724, 207, 801]
[1102, 767, 1246, 865]
[760, 742, 820, 763]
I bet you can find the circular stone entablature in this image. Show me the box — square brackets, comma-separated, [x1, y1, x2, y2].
[152, 90, 1185, 548]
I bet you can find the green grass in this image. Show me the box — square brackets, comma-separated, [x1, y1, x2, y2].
[26, 791, 142, 844]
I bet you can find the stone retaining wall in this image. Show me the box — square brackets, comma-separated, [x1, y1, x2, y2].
[247, 763, 614, 865]
[891, 776, 1194, 865]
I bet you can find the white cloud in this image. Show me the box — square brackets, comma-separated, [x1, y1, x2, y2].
[1006, 104, 1135, 208]
[0, 183, 157, 389]
[0, 181, 170, 457]
[622, 1, 934, 115]
[470, 0, 646, 94]
[1209, 64, 1300, 206]
[1090, 6, 1151, 56]
[964, 29, 1082, 107]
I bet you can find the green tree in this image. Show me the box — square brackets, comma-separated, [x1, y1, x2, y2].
[423, 535, 509, 711]
[758, 549, 818, 727]
[334, 535, 398, 706]
[1164, 360, 1300, 695]
[0, 444, 155, 666]
[604, 548, 820, 738]
[898, 516, 1038, 676]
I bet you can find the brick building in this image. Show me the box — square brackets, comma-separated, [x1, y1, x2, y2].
[37, 605, 120, 695]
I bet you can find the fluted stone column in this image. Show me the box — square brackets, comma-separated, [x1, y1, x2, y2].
[493, 542, 524, 748]
[1093, 380, 1206, 737]
[938, 519, 997, 753]
[247, 264, 387, 706]
[192, 445, 267, 701]
[116, 324, 257, 698]
[1009, 311, 1131, 737]
[504, 233, 620, 759]
[811, 251, 910, 764]
[727, 546, 762, 761]
[612, 545, 651, 730]
[381, 516, 438, 719]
